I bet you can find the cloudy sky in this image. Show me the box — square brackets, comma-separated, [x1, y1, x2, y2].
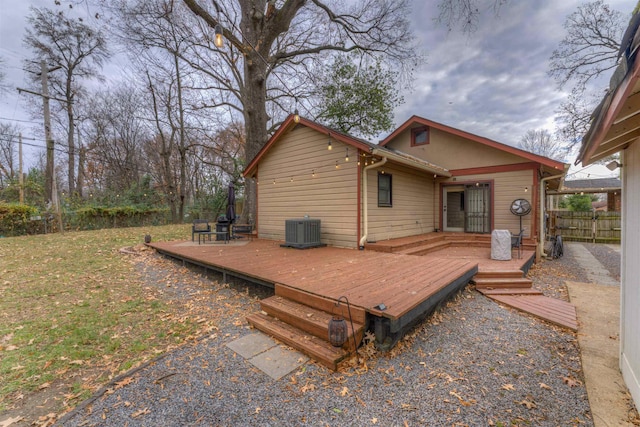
[0, 0, 637, 178]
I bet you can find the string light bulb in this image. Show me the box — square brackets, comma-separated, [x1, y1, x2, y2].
[345, 148, 349, 162]
[214, 24, 224, 48]
[335, 160, 339, 169]
[312, 170, 315, 178]
[293, 108, 300, 123]
[524, 186, 528, 193]
[327, 133, 332, 150]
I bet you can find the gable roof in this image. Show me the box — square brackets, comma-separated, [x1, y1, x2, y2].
[577, 11, 640, 165]
[243, 115, 451, 178]
[380, 115, 568, 171]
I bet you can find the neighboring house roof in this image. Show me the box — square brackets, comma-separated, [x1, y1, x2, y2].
[577, 11, 640, 165]
[243, 115, 452, 178]
[380, 115, 568, 171]
[563, 178, 621, 191]
[548, 178, 621, 195]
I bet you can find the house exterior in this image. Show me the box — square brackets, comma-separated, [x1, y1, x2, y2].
[576, 10, 640, 410]
[244, 115, 567, 253]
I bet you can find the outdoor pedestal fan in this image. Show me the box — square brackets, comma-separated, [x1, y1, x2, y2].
[510, 198, 531, 258]
[510, 198, 532, 231]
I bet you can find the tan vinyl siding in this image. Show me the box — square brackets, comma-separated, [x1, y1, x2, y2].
[365, 163, 436, 242]
[388, 127, 528, 169]
[256, 126, 358, 248]
[441, 169, 534, 236]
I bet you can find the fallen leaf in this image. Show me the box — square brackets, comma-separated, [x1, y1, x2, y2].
[501, 383, 515, 391]
[38, 382, 51, 390]
[371, 417, 378, 424]
[562, 376, 581, 387]
[115, 377, 134, 388]
[539, 382, 552, 390]
[0, 416, 24, 427]
[340, 387, 349, 397]
[518, 399, 537, 409]
[131, 407, 150, 418]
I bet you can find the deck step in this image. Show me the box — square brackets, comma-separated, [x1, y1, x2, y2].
[486, 294, 578, 331]
[477, 287, 543, 295]
[396, 241, 451, 256]
[474, 270, 525, 279]
[275, 284, 367, 325]
[246, 312, 349, 370]
[261, 296, 364, 351]
[473, 277, 533, 289]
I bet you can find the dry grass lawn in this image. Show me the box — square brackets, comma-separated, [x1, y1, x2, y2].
[0, 224, 220, 425]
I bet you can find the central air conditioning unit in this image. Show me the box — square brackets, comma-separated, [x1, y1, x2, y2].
[282, 218, 325, 249]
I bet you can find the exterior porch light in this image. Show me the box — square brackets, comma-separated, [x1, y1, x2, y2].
[606, 160, 622, 170]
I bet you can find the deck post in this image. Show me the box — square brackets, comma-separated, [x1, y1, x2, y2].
[373, 316, 392, 350]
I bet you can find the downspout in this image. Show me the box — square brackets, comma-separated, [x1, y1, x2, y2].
[539, 173, 565, 258]
[359, 157, 388, 249]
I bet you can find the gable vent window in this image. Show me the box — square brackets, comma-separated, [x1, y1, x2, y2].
[411, 126, 429, 146]
[378, 172, 392, 207]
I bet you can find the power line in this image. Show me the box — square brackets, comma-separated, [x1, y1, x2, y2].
[0, 116, 42, 125]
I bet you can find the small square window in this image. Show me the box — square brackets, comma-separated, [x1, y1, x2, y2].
[378, 173, 392, 207]
[411, 126, 429, 146]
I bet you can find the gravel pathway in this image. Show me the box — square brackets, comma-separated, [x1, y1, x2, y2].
[581, 242, 621, 281]
[59, 248, 594, 426]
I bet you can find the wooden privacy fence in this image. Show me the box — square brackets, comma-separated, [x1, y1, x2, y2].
[549, 210, 620, 243]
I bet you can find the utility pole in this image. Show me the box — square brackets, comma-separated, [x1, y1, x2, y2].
[41, 60, 55, 204]
[19, 133, 24, 204]
[17, 61, 64, 233]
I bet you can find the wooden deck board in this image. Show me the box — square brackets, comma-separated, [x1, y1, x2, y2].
[487, 294, 578, 331]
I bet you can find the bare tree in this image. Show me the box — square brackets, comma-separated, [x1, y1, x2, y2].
[518, 129, 565, 161]
[0, 122, 20, 186]
[0, 57, 7, 93]
[24, 7, 109, 196]
[83, 85, 148, 194]
[549, 1, 627, 150]
[436, 0, 508, 33]
[176, 0, 418, 222]
[549, 1, 625, 92]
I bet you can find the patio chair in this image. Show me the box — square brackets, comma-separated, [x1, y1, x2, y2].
[192, 219, 211, 242]
[511, 229, 524, 259]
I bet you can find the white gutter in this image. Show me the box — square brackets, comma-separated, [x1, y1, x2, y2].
[539, 173, 566, 258]
[359, 157, 388, 249]
[370, 148, 451, 177]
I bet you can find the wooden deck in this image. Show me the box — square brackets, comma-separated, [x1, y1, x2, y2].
[148, 233, 576, 369]
[149, 239, 476, 321]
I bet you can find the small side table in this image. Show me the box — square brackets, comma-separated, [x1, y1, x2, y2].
[198, 231, 229, 244]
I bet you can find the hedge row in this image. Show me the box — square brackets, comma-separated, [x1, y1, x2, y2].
[0, 204, 170, 236]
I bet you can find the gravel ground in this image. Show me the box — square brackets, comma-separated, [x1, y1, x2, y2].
[581, 242, 621, 281]
[59, 248, 594, 427]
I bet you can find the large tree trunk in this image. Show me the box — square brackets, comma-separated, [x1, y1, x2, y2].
[241, 48, 269, 224]
[175, 53, 187, 223]
[66, 74, 75, 196]
[76, 141, 85, 198]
